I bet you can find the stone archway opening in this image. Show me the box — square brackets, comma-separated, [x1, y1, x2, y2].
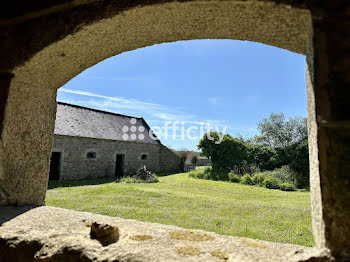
[2, 0, 314, 205]
[1, 0, 349, 261]
[47, 38, 311, 247]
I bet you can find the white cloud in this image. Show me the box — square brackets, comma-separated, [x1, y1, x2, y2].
[59, 88, 195, 122]
[84, 75, 145, 82]
[60, 88, 163, 110]
[58, 88, 255, 136]
[152, 112, 195, 121]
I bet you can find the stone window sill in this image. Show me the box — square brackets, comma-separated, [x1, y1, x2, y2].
[0, 206, 333, 261]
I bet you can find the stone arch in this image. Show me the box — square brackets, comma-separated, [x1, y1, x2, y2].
[1, 0, 349, 260]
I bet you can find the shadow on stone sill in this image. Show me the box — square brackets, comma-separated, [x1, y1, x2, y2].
[0, 206, 34, 226]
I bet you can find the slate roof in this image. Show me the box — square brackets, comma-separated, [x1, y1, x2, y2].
[54, 102, 160, 144]
[198, 156, 210, 160]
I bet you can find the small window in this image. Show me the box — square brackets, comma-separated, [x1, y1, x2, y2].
[87, 152, 97, 159]
[141, 154, 148, 160]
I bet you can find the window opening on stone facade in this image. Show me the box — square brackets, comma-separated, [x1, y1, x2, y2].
[87, 152, 97, 159]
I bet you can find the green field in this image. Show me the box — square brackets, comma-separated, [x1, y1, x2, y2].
[46, 173, 313, 246]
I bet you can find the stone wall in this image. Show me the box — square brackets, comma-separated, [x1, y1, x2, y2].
[159, 145, 181, 174]
[53, 135, 180, 180]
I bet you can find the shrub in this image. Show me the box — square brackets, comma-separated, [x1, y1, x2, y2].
[287, 138, 310, 189]
[121, 165, 159, 183]
[263, 177, 281, 189]
[252, 173, 265, 186]
[198, 132, 248, 172]
[247, 144, 277, 171]
[175, 150, 191, 172]
[188, 167, 230, 181]
[254, 166, 300, 188]
[210, 168, 230, 181]
[241, 174, 253, 185]
[229, 173, 241, 183]
[280, 182, 296, 191]
[232, 161, 261, 175]
[269, 166, 296, 184]
[188, 167, 211, 180]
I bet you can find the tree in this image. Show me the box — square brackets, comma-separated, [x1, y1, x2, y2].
[191, 155, 198, 167]
[246, 143, 277, 171]
[198, 132, 247, 172]
[175, 150, 191, 172]
[196, 113, 310, 188]
[256, 113, 307, 148]
[287, 137, 310, 188]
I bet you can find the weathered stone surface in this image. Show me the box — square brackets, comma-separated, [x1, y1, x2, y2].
[0, 206, 334, 262]
[0, 0, 312, 72]
[0, 82, 57, 206]
[130, 234, 153, 241]
[169, 230, 216, 241]
[311, 7, 350, 260]
[89, 221, 120, 246]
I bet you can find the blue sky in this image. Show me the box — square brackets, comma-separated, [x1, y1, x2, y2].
[57, 39, 307, 150]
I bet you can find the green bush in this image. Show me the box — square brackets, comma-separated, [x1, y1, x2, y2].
[252, 173, 265, 186]
[269, 166, 297, 185]
[231, 161, 261, 175]
[229, 173, 241, 183]
[280, 182, 296, 191]
[189, 167, 230, 181]
[241, 174, 253, 185]
[198, 132, 248, 172]
[247, 144, 277, 171]
[189, 159, 305, 191]
[287, 138, 310, 189]
[188, 167, 211, 180]
[253, 166, 299, 188]
[210, 168, 229, 181]
[263, 177, 281, 189]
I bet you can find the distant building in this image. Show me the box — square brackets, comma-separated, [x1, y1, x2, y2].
[49, 102, 181, 181]
[184, 158, 195, 172]
[197, 156, 212, 166]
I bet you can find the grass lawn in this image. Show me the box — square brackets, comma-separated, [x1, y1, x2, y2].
[46, 173, 313, 246]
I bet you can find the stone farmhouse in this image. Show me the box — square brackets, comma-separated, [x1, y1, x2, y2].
[49, 102, 181, 181]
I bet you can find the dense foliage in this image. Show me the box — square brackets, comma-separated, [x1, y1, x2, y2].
[188, 167, 298, 192]
[197, 113, 309, 189]
[241, 174, 253, 185]
[263, 177, 281, 189]
[198, 132, 247, 172]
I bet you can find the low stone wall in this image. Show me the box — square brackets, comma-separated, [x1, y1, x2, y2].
[0, 206, 333, 262]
